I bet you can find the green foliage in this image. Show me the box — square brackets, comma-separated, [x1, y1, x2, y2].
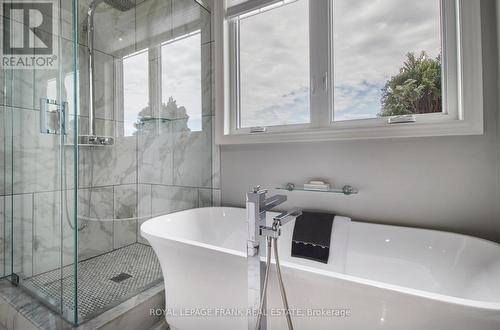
[379, 52, 442, 117]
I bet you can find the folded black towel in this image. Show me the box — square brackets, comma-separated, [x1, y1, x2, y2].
[291, 211, 334, 264]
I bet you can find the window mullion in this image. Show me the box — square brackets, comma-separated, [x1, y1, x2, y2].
[229, 21, 240, 132]
[148, 46, 162, 126]
[309, 0, 330, 128]
[114, 58, 124, 136]
[441, 0, 459, 120]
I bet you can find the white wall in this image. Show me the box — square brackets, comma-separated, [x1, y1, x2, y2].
[220, 0, 500, 242]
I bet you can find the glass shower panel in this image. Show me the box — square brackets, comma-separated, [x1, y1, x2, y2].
[1, 0, 79, 324]
[1, 0, 212, 325]
[73, 0, 212, 323]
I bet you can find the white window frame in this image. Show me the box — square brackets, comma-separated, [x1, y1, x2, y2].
[214, 0, 483, 144]
[116, 31, 203, 135]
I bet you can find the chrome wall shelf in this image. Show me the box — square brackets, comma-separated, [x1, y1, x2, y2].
[276, 183, 358, 195]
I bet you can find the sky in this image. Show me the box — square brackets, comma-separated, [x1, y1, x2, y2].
[238, 0, 442, 126]
[239, 0, 310, 128]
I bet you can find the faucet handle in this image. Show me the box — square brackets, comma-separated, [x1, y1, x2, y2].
[252, 186, 268, 194]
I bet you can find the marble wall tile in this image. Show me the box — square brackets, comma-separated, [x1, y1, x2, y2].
[78, 0, 136, 57]
[84, 122, 137, 187]
[198, 188, 212, 208]
[113, 184, 138, 249]
[146, 184, 198, 242]
[78, 187, 114, 260]
[207, 0, 215, 43]
[77, 45, 90, 119]
[136, 0, 173, 51]
[142, 184, 200, 245]
[95, 118, 116, 137]
[59, 1, 76, 42]
[0, 69, 5, 106]
[30, 30, 82, 116]
[32, 191, 75, 275]
[172, 0, 210, 44]
[0, 107, 4, 196]
[137, 184, 152, 245]
[137, 121, 174, 185]
[73, 48, 115, 121]
[5, 68, 34, 110]
[78, 119, 117, 189]
[11, 108, 63, 194]
[198, 188, 221, 208]
[0, 196, 4, 277]
[0, 15, 33, 109]
[1, 107, 12, 197]
[9, 194, 33, 278]
[93, 50, 115, 121]
[33, 37, 73, 112]
[210, 41, 216, 115]
[200, 5, 212, 46]
[151, 185, 198, 217]
[1, 196, 10, 277]
[77, 142, 93, 191]
[173, 116, 212, 188]
[114, 59, 124, 123]
[201, 42, 213, 117]
[14, 0, 76, 43]
[72, 115, 90, 139]
[212, 189, 221, 207]
[211, 115, 220, 189]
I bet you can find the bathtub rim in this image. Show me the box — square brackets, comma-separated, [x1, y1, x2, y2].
[140, 207, 500, 312]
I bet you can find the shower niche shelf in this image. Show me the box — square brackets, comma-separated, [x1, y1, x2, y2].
[276, 183, 358, 195]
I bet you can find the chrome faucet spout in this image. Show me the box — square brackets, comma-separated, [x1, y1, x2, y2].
[262, 194, 287, 211]
[273, 208, 302, 227]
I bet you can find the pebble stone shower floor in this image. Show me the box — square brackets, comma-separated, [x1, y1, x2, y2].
[23, 243, 163, 321]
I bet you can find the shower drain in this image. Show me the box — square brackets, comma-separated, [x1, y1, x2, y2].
[110, 273, 132, 283]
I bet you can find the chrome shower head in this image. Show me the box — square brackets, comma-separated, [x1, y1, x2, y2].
[103, 0, 136, 11]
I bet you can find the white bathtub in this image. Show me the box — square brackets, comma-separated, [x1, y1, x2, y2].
[141, 207, 500, 330]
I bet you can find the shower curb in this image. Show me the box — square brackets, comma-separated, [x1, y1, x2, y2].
[0, 279, 165, 330]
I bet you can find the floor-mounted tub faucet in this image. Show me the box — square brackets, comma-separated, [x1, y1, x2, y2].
[246, 186, 302, 330]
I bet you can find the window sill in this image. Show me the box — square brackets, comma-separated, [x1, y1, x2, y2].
[215, 118, 484, 145]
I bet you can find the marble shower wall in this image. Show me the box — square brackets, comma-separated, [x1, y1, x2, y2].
[0, 0, 219, 277]
[77, 0, 219, 252]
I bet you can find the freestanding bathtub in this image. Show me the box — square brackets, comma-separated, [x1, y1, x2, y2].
[141, 207, 500, 330]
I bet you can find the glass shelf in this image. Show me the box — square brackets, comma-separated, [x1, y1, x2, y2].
[137, 117, 173, 124]
[276, 183, 358, 195]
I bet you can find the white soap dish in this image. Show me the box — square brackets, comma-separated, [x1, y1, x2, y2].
[303, 181, 330, 191]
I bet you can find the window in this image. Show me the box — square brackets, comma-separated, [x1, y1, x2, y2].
[161, 33, 202, 132]
[333, 0, 443, 121]
[238, 0, 310, 128]
[218, 0, 483, 143]
[119, 32, 203, 136]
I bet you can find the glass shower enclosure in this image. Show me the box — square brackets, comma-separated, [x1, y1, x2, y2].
[1, 0, 213, 325]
